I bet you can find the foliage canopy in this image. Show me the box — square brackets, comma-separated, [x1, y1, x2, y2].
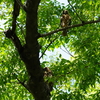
[0, 0, 100, 99]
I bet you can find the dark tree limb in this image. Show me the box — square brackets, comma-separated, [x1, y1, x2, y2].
[11, 33, 23, 53]
[12, 0, 20, 32]
[40, 19, 100, 37]
[4, 0, 23, 53]
[4, 29, 23, 54]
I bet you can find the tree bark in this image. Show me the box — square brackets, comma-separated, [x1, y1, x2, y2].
[21, 0, 52, 99]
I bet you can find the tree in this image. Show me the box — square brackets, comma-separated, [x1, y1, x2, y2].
[0, 0, 100, 100]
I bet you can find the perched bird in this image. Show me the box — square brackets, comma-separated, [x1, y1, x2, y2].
[60, 10, 71, 36]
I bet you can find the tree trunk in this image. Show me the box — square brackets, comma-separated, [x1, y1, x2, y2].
[5, 0, 52, 99]
[19, 0, 52, 99]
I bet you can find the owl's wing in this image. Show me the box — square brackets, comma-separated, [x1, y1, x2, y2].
[60, 16, 67, 27]
[60, 16, 64, 27]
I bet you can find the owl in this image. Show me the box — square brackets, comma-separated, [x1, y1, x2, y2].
[60, 10, 71, 36]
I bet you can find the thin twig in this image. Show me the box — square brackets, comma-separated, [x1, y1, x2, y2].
[16, 0, 27, 12]
[12, 73, 29, 91]
[62, 44, 74, 57]
[67, 0, 83, 23]
[16, 22, 25, 38]
[40, 19, 100, 37]
[39, 36, 58, 59]
[60, 47, 74, 57]
[16, 77, 31, 93]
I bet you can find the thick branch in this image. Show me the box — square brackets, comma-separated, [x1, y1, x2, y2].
[11, 33, 23, 53]
[12, 0, 20, 32]
[4, 0, 23, 53]
[40, 19, 100, 37]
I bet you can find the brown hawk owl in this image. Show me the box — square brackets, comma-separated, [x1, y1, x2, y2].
[60, 10, 71, 36]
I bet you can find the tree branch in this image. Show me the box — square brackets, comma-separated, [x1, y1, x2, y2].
[60, 47, 74, 57]
[16, 21, 25, 38]
[39, 37, 58, 59]
[16, 0, 27, 12]
[4, 29, 23, 54]
[61, 43, 75, 57]
[12, 73, 30, 92]
[4, 0, 23, 54]
[40, 19, 100, 37]
[67, 0, 83, 23]
[12, 0, 20, 32]
[16, 77, 31, 93]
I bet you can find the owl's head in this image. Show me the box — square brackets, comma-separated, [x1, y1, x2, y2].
[62, 10, 68, 14]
